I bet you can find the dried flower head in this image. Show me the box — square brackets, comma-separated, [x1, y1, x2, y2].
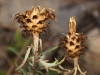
[59, 17, 87, 58]
[12, 6, 56, 36]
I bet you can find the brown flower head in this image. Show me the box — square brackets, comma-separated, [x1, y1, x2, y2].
[59, 17, 87, 58]
[12, 6, 56, 36]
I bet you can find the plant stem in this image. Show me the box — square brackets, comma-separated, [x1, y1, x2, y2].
[73, 58, 78, 75]
[33, 33, 39, 69]
[73, 58, 86, 75]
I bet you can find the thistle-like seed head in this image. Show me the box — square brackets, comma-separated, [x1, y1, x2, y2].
[59, 17, 87, 58]
[12, 6, 56, 36]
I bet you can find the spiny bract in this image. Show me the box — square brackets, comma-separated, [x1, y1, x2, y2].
[59, 17, 87, 58]
[12, 6, 56, 36]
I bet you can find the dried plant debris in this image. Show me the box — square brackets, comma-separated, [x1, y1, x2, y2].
[59, 17, 87, 75]
[12, 5, 88, 75]
[12, 6, 56, 36]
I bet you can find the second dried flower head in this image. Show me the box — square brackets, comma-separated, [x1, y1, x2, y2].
[59, 17, 87, 58]
[59, 17, 87, 75]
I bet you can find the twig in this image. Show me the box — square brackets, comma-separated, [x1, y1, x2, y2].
[39, 38, 42, 51]
[15, 47, 32, 71]
[49, 67, 62, 73]
[49, 67, 74, 75]
[58, 65, 70, 71]
[7, 39, 31, 75]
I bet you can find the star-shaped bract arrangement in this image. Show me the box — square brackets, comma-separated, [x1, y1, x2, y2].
[13, 6, 56, 36]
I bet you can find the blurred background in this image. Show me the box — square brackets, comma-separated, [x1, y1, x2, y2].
[0, 0, 100, 75]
